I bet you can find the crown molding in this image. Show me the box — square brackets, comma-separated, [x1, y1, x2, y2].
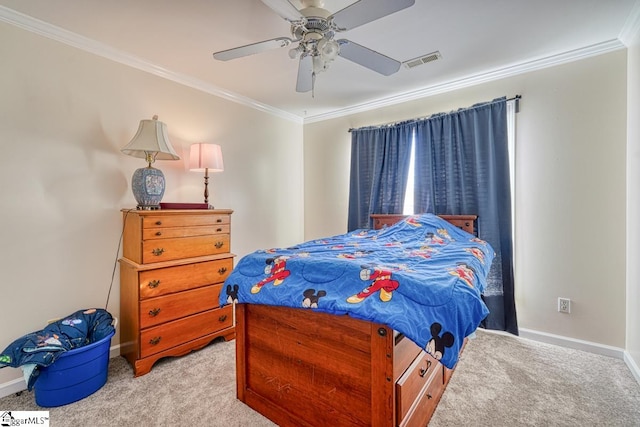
[0, 5, 628, 126]
[304, 39, 626, 123]
[619, 0, 640, 46]
[0, 5, 304, 124]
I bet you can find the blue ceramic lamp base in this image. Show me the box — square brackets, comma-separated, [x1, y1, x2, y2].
[131, 166, 165, 210]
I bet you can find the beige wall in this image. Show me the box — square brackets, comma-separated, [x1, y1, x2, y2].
[0, 23, 304, 386]
[627, 28, 640, 373]
[1, 16, 636, 391]
[304, 51, 628, 349]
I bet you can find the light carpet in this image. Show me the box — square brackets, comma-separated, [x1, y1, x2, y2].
[1, 329, 639, 426]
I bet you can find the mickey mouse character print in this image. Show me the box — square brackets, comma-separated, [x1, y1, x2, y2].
[251, 255, 291, 294]
[426, 323, 454, 361]
[346, 265, 399, 303]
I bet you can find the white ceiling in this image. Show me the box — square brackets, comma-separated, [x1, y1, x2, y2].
[1, 0, 638, 122]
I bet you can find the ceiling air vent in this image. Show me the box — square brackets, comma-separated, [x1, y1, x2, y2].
[402, 51, 442, 69]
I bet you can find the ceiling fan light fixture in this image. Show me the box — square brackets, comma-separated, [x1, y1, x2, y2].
[289, 45, 302, 59]
[319, 38, 340, 61]
[216, 0, 416, 95]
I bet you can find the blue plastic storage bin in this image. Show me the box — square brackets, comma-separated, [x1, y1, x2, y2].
[34, 330, 115, 407]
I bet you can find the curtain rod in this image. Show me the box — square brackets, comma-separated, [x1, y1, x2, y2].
[348, 95, 521, 132]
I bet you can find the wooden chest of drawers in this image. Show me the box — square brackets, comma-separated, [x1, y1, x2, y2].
[119, 209, 235, 376]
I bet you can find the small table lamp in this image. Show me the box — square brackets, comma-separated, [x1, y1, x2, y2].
[121, 115, 180, 210]
[189, 143, 224, 208]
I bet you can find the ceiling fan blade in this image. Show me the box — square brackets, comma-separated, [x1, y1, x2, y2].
[331, 0, 415, 31]
[213, 37, 293, 61]
[261, 0, 304, 22]
[296, 54, 313, 93]
[337, 39, 401, 76]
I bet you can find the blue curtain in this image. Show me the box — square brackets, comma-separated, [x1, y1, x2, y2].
[413, 98, 517, 334]
[347, 124, 413, 230]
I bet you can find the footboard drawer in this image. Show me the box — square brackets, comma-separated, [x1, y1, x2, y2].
[396, 351, 442, 424]
[399, 364, 444, 427]
[393, 335, 422, 381]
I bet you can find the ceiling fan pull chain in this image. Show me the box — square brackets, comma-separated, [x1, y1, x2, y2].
[312, 72, 316, 98]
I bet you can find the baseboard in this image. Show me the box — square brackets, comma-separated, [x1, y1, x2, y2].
[0, 344, 122, 400]
[0, 377, 28, 399]
[515, 328, 639, 385]
[517, 328, 625, 359]
[624, 350, 640, 385]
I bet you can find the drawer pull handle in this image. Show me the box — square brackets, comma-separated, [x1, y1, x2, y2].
[155, 231, 162, 236]
[155, 221, 162, 226]
[218, 267, 228, 275]
[216, 228, 223, 232]
[218, 315, 228, 322]
[149, 337, 162, 346]
[152, 248, 165, 256]
[215, 241, 224, 249]
[216, 218, 222, 223]
[419, 360, 432, 377]
[148, 280, 160, 289]
[148, 308, 161, 317]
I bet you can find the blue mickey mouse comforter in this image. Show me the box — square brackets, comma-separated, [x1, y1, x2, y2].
[221, 213, 494, 369]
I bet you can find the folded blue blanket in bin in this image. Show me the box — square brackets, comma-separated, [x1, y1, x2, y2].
[0, 308, 114, 390]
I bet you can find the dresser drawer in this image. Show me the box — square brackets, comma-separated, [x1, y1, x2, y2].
[143, 214, 229, 229]
[143, 224, 230, 240]
[140, 305, 233, 358]
[139, 284, 222, 329]
[142, 234, 230, 263]
[139, 258, 233, 299]
[396, 351, 441, 422]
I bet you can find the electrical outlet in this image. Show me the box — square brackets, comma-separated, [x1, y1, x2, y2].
[558, 297, 571, 314]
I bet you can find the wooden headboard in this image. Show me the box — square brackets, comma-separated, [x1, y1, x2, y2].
[370, 214, 478, 235]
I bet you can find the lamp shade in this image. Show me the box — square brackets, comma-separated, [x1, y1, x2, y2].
[121, 115, 180, 210]
[121, 116, 180, 161]
[189, 143, 224, 172]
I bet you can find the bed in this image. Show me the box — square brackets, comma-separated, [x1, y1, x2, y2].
[221, 213, 493, 426]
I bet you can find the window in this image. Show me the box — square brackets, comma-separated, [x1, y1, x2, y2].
[401, 100, 516, 215]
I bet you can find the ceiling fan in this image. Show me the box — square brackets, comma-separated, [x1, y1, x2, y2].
[213, 0, 415, 95]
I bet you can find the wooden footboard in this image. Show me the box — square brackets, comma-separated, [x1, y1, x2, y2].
[236, 304, 458, 427]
